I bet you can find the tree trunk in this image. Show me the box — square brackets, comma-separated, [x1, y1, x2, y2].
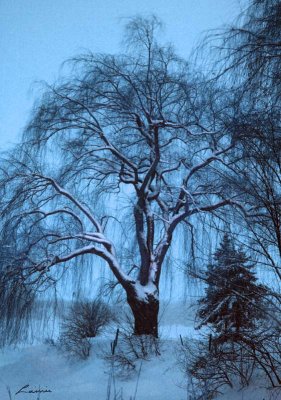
[127, 290, 159, 337]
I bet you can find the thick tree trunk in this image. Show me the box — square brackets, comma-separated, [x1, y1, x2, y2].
[127, 290, 159, 337]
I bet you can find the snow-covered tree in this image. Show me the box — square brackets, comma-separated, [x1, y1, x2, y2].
[197, 234, 267, 337]
[0, 17, 240, 340]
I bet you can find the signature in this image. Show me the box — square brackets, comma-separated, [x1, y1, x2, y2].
[15, 384, 52, 396]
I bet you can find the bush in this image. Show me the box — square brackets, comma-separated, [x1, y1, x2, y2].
[64, 299, 114, 338]
[178, 322, 281, 399]
[104, 317, 161, 378]
[58, 298, 114, 359]
[178, 337, 235, 399]
[59, 333, 91, 360]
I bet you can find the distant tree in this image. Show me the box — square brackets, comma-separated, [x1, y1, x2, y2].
[197, 234, 267, 339]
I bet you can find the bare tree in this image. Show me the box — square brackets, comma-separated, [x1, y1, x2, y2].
[205, 0, 281, 287]
[210, 0, 281, 92]
[224, 110, 281, 285]
[0, 16, 238, 338]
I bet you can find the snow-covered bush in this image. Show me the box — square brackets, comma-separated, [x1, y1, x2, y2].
[58, 299, 114, 359]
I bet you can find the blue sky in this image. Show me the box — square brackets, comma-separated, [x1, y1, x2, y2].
[0, 0, 244, 150]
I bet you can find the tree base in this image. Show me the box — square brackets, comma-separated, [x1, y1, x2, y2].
[127, 293, 159, 337]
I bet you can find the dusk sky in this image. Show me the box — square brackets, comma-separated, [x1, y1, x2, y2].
[0, 0, 244, 150]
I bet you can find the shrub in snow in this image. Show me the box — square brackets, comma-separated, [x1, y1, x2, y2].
[180, 321, 281, 399]
[104, 317, 161, 377]
[59, 333, 91, 360]
[178, 335, 260, 399]
[58, 299, 114, 359]
[65, 299, 114, 338]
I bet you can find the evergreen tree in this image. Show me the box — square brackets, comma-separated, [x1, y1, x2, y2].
[197, 234, 267, 339]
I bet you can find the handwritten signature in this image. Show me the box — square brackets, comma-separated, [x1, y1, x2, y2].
[15, 384, 52, 396]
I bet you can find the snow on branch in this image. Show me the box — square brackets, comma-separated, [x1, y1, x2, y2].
[33, 174, 102, 232]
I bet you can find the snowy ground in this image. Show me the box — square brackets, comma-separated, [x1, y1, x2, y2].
[0, 327, 191, 400]
[0, 339, 183, 400]
[0, 303, 279, 400]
